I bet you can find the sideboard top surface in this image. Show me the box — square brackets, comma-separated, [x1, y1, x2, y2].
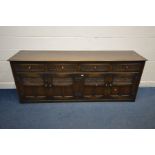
[8, 50, 147, 62]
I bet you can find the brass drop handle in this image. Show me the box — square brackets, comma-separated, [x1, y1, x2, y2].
[114, 88, 117, 92]
[105, 83, 112, 87]
[61, 65, 64, 70]
[109, 83, 113, 87]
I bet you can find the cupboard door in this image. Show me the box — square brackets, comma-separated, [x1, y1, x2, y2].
[47, 74, 75, 100]
[17, 73, 48, 101]
[108, 73, 138, 100]
[79, 74, 106, 99]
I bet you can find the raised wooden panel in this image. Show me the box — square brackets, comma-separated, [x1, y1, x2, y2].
[83, 86, 106, 99]
[110, 85, 134, 100]
[84, 77, 105, 86]
[82, 74, 106, 99]
[16, 73, 47, 101]
[48, 74, 75, 99]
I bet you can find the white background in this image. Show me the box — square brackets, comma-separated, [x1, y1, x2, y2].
[0, 130, 155, 155]
[0, 0, 155, 155]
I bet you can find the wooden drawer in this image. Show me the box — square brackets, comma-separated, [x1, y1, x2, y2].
[47, 63, 77, 72]
[14, 63, 45, 72]
[80, 63, 112, 72]
[112, 63, 141, 72]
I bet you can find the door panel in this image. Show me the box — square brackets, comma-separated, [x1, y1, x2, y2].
[80, 74, 106, 99]
[17, 73, 47, 100]
[83, 86, 105, 99]
[48, 74, 75, 99]
[108, 73, 138, 99]
[110, 85, 132, 98]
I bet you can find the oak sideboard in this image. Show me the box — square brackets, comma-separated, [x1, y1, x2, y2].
[9, 50, 146, 103]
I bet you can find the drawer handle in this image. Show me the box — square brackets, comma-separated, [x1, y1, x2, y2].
[105, 83, 112, 87]
[81, 74, 84, 77]
[109, 83, 113, 87]
[49, 84, 52, 88]
[94, 66, 97, 69]
[61, 65, 64, 70]
[114, 88, 117, 92]
[28, 65, 31, 70]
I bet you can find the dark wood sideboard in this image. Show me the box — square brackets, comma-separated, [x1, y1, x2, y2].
[9, 50, 146, 103]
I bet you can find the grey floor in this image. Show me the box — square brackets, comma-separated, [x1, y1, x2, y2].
[0, 88, 155, 129]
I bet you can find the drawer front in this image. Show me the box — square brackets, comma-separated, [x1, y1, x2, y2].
[112, 63, 141, 72]
[80, 63, 112, 72]
[47, 63, 77, 72]
[14, 63, 45, 72]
